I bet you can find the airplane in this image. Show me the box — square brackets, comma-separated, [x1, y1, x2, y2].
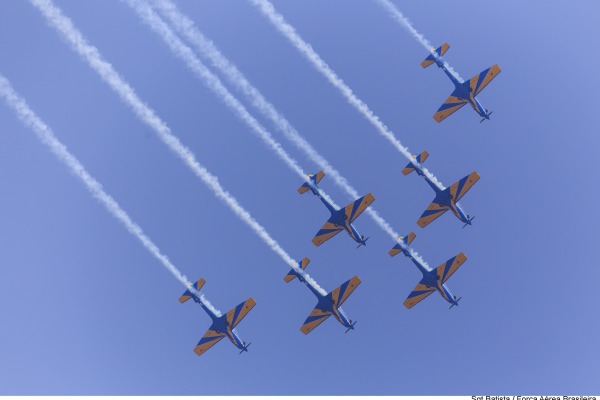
[298, 170, 375, 248]
[179, 278, 256, 356]
[421, 42, 501, 123]
[389, 232, 468, 309]
[402, 151, 479, 228]
[284, 257, 361, 334]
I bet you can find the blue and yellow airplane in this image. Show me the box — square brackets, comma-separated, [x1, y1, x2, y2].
[298, 171, 375, 248]
[421, 43, 501, 123]
[389, 232, 468, 309]
[284, 257, 361, 334]
[402, 151, 479, 228]
[179, 279, 256, 356]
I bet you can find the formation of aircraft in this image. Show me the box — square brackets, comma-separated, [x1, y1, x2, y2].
[402, 151, 480, 228]
[298, 171, 375, 248]
[179, 278, 256, 356]
[389, 233, 468, 309]
[284, 257, 361, 334]
[178, 38, 500, 356]
[421, 43, 501, 123]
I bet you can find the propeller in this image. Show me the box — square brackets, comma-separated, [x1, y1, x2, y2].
[239, 342, 252, 355]
[462, 215, 475, 228]
[345, 321, 358, 333]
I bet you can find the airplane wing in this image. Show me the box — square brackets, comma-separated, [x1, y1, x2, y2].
[448, 172, 480, 203]
[417, 201, 449, 228]
[329, 276, 361, 308]
[433, 89, 468, 122]
[312, 220, 344, 247]
[193, 327, 226, 356]
[343, 193, 375, 223]
[467, 64, 501, 96]
[300, 307, 332, 335]
[435, 253, 467, 284]
[224, 298, 257, 330]
[404, 279, 436, 309]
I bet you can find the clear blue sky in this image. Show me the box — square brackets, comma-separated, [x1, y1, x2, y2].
[0, 0, 598, 395]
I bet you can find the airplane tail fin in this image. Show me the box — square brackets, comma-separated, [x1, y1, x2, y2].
[420, 43, 450, 68]
[284, 257, 310, 283]
[179, 278, 206, 303]
[388, 232, 416, 257]
[402, 151, 429, 175]
[298, 170, 325, 194]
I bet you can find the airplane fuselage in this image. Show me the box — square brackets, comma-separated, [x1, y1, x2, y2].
[309, 183, 366, 246]
[432, 190, 470, 225]
[411, 163, 471, 226]
[294, 270, 354, 330]
[399, 243, 431, 275]
[435, 58, 490, 120]
[193, 296, 247, 352]
[296, 272, 324, 300]
[398, 244, 459, 307]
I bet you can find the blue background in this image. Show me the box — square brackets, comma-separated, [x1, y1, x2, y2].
[0, 0, 598, 395]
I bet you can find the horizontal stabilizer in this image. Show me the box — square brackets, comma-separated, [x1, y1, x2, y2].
[297, 183, 311, 194]
[313, 170, 325, 185]
[298, 170, 325, 194]
[284, 257, 310, 283]
[402, 151, 429, 175]
[388, 232, 416, 257]
[420, 43, 450, 68]
[179, 278, 206, 303]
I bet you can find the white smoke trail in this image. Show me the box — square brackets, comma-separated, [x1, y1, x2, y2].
[0, 73, 222, 315]
[150, 0, 401, 241]
[30, 0, 326, 295]
[374, 0, 463, 82]
[122, 0, 342, 209]
[150, 0, 432, 267]
[248, 0, 445, 190]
